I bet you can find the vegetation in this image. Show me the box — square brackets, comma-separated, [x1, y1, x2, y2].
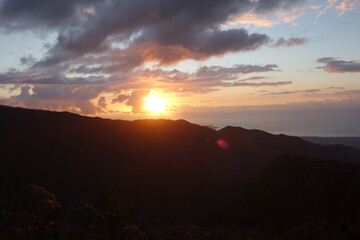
[1, 184, 360, 240]
[1, 106, 360, 239]
[2, 154, 360, 240]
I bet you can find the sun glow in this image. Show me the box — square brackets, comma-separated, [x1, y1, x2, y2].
[144, 92, 168, 113]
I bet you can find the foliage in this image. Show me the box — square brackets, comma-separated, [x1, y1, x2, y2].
[2, 184, 360, 240]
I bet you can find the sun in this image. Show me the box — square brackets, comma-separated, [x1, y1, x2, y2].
[144, 93, 168, 113]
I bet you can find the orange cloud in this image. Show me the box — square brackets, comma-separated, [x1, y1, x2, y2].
[277, 8, 307, 25]
[224, 13, 278, 27]
[336, 0, 360, 15]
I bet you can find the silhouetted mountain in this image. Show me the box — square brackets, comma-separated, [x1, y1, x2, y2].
[303, 136, 360, 150]
[1, 105, 360, 223]
[219, 126, 360, 163]
[213, 155, 360, 228]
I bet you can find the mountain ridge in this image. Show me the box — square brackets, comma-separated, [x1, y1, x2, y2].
[1, 105, 360, 222]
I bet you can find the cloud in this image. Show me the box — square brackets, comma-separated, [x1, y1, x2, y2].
[272, 37, 308, 47]
[329, 89, 360, 96]
[225, 1, 360, 27]
[224, 13, 279, 27]
[317, 57, 360, 73]
[264, 89, 321, 95]
[314, 0, 338, 20]
[221, 81, 292, 87]
[125, 90, 150, 114]
[225, 1, 357, 28]
[19, 55, 36, 66]
[312, 0, 360, 20]
[327, 86, 345, 90]
[3, 0, 348, 115]
[1, 84, 106, 114]
[143, 64, 285, 93]
[336, 0, 360, 15]
[263, 87, 360, 98]
[112, 94, 129, 104]
[106, 90, 153, 114]
[0, 69, 106, 85]
[0, 63, 287, 114]
[196, 64, 279, 76]
[0, 0, 351, 70]
[0, 0, 313, 70]
[97, 96, 107, 109]
[240, 76, 269, 81]
[276, 7, 307, 24]
[0, 0, 313, 82]
[0, 0, 101, 30]
[35, 27, 271, 70]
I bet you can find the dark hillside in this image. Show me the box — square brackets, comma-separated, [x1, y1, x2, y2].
[1, 105, 360, 222]
[214, 155, 360, 227]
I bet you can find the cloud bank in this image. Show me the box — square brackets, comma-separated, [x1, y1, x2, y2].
[317, 57, 360, 73]
[0, 0, 313, 69]
[0, 0, 357, 114]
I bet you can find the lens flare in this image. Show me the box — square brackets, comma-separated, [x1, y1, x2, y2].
[217, 139, 229, 149]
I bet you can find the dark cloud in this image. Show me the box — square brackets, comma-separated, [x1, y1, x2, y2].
[329, 89, 360, 96]
[0, 69, 106, 85]
[272, 37, 308, 48]
[20, 55, 36, 66]
[15, 77, 105, 85]
[112, 94, 129, 104]
[125, 90, 150, 114]
[98, 91, 152, 114]
[35, 28, 270, 69]
[0, 0, 312, 114]
[154, 64, 278, 82]
[263, 88, 360, 98]
[0, 62, 287, 113]
[264, 89, 320, 95]
[184, 29, 270, 56]
[327, 86, 345, 90]
[0, 0, 309, 31]
[3, 84, 106, 114]
[239, 76, 268, 81]
[0, 0, 100, 30]
[253, 0, 308, 13]
[126, 64, 288, 93]
[317, 57, 360, 73]
[1, 0, 309, 69]
[221, 81, 292, 87]
[97, 96, 107, 109]
[195, 64, 278, 77]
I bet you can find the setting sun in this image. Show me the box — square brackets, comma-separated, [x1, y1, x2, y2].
[144, 94, 168, 113]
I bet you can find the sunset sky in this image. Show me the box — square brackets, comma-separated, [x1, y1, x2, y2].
[1, 0, 360, 136]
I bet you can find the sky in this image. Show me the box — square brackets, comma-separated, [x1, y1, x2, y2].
[0, 0, 360, 136]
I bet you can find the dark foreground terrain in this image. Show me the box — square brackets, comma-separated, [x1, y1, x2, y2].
[1, 105, 360, 239]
